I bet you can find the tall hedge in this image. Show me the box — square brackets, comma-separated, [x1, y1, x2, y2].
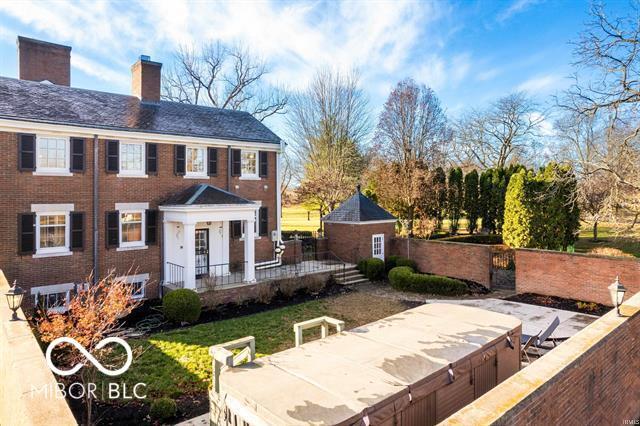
[479, 169, 496, 233]
[503, 164, 580, 250]
[447, 167, 463, 234]
[432, 167, 447, 231]
[463, 170, 480, 234]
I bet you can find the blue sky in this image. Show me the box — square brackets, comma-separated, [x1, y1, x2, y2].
[0, 0, 628, 136]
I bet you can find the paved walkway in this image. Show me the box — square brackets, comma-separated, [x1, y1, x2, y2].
[424, 298, 598, 339]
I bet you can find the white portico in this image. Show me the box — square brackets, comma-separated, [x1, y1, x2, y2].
[160, 184, 259, 290]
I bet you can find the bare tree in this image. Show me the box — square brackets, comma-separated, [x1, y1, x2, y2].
[560, 3, 640, 229]
[454, 92, 543, 169]
[162, 42, 287, 121]
[370, 78, 450, 236]
[287, 69, 370, 214]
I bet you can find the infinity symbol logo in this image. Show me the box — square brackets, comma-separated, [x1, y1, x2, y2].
[45, 336, 133, 377]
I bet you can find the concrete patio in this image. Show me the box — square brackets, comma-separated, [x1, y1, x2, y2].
[425, 298, 599, 339]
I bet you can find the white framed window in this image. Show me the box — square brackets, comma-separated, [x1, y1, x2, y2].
[117, 273, 149, 300]
[31, 283, 75, 313]
[32, 203, 73, 257]
[241, 150, 258, 179]
[372, 234, 384, 260]
[186, 146, 206, 177]
[119, 141, 146, 176]
[35, 135, 70, 175]
[116, 202, 148, 250]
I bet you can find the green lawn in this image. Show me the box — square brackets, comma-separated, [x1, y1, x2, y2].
[114, 292, 408, 401]
[574, 222, 640, 258]
[282, 205, 321, 232]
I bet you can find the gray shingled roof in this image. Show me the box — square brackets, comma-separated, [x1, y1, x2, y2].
[0, 77, 281, 144]
[163, 184, 254, 206]
[322, 188, 396, 223]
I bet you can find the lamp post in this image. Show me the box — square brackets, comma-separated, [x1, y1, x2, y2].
[608, 276, 627, 316]
[5, 280, 25, 321]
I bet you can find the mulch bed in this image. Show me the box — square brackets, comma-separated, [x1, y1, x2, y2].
[121, 281, 352, 334]
[505, 293, 610, 316]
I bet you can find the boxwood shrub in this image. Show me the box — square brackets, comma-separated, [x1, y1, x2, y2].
[385, 255, 417, 274]
[149, 397, 177, 420]
[388, 266, 467, 295]
[357, 258, 385, 281]
[163, 289, 202, 324]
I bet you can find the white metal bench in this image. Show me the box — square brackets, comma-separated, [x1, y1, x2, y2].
[293, 316, 345, 347]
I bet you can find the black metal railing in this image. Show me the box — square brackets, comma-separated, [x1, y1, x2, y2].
[492, 250, 515, 270]
[196, 262, 248, 290]
[165, 262, 185, 288]
[257, 250, 346, 282]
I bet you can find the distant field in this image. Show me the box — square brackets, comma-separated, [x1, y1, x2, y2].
[575, 222, 640, 258]
[282, 205, 321, 232]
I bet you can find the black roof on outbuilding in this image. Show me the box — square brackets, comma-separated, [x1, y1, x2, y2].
[163, 184, 254, 206]
[322, 186, 396, 223]
[0, 77, 281, 144]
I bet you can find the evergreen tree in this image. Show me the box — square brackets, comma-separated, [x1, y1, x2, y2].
[479, 169, 496, 233]
[463, 170, 480, 234]
[447, 167, 464, 234]
[432, 167, 447, 231]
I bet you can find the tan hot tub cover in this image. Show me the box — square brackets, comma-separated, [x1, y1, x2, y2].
[212, 303, 522, 426]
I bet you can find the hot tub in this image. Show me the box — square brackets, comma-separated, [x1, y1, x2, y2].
[210, 303, 521, 426]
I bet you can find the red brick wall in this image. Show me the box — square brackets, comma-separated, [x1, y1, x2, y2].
[324, 222, 395, 263]
[0, 131, 278, 301]
[390, 238, 493, 287]
[131, 59, 161, 102]
[516, 249, 640, 306]
[445, 293, 640, 425]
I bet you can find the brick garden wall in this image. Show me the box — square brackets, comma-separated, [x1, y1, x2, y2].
[516, 249, 640, 306]
[390, 238, 493, 287]
[443, 291, 640, 425]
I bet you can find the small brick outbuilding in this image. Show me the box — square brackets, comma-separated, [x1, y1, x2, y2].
[322, 186, 396, 263]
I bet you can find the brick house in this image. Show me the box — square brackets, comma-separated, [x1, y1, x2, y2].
[0, 36, 284, 309]
[322, 186, 396, 263]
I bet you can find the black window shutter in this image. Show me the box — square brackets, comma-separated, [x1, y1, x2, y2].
[231, 220, 242, 239]
[259, 151, 268, 177]
[106, 211, 119, 248]
[146, 143, 158, 175]
[208, 147, 218, 176]
[175, 145, 186, 175]
[231, 149, 241, 176]
[106, 140, 119, 173]
[145, 209, 158, 245]
[70, 138, 85, 172]
[259, 207, 268, 236]
[70, 212, 84, 251]
[18, 134, 36, 171]
[18, 213, 35, 254]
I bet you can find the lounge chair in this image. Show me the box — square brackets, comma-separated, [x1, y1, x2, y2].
[521, 316, 560, 348]
[520, 332, 540, 363]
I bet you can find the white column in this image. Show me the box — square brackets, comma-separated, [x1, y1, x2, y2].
[183, 221, 196, 290]
[163, 220, 171, 284]
[244, 218, 256, 283]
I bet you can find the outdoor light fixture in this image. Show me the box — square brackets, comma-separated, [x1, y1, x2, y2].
[5, 280, 25, 321]
[608, 276, 627, 316]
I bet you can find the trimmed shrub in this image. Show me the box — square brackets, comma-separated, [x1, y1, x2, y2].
[388, 266, 414, 291]
[388, 266, 467, 295]
[163, 289, 202, 324]
[357, 258, 385, 280]
[385, 255, 417, 273]
[150, 397, 177, 421]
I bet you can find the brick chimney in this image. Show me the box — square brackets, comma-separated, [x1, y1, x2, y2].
[131, 55, 162, 102]
[17, 36, 71, 86]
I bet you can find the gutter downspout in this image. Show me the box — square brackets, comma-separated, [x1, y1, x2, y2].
[92, 134, 99, 283]
[227, 145, 231, 192]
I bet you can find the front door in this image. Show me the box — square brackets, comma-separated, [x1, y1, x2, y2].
[195, 228, 209, 278]
[372, 234, 384, 260]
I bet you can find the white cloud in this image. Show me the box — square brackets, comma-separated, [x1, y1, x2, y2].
[517, 73, 565, 93]
[412, 53, 471, 91]
[71, 53, 129, 87]
[497, 0, 544, 23]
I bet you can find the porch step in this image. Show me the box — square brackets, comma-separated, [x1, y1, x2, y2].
[334, 266, 369, 286]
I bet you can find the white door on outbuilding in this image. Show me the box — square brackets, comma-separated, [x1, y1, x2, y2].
[372, 234, 384, 260]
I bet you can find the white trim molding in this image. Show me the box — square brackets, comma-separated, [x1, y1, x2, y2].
[31, 203, 75, 258]
[0, 118, 281, 151]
